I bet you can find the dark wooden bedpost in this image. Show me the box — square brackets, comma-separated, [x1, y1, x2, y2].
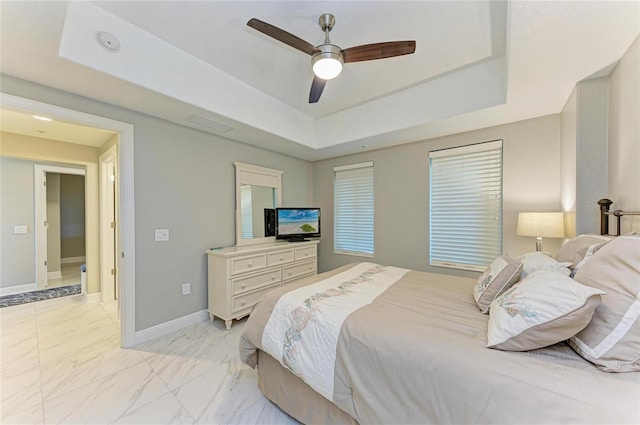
[598, 198, 613, 235]
[613, 210, 623, 236]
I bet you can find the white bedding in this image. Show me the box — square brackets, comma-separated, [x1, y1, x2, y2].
[261, 262, 409, 400]
[241, 263, 640, 424]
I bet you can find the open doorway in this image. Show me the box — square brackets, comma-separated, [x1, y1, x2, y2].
[1, 92, 136, 347]
[34, 165, 87, 292]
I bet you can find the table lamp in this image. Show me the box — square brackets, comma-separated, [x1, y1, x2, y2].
[517, 212, 565, 252]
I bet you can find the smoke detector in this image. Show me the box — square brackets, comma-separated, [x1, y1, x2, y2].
[96, 31, 120, 52]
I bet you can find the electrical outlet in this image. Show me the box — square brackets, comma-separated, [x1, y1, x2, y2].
[154, 229, 169, 241]
[182, 283, 191, 296]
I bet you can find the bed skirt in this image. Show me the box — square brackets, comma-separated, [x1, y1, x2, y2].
[257, 350, 358, 425]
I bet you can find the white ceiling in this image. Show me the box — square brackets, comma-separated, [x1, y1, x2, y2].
[1, 1, 638, 160]
[0, 108, 115, 147]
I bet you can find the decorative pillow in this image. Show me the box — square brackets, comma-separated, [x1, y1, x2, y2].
[487, 270, 604, 351]
[569, 235, 640, 372]
[517, 251, 571, 279]
[554, 234, 612, 269]
[473, 255, 522, 313]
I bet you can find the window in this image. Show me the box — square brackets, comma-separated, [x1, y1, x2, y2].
[334, 161, 374, 256]
[240, 184, 253, 239]
[429, 140, 503, 271]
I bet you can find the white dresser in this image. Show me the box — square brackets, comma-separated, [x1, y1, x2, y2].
[206, 240, 319, 330]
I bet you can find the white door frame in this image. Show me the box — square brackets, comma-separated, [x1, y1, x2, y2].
[34, 165, 86, 290]
[1, 93, 136, 348]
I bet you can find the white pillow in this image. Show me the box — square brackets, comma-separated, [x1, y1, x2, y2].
[473, 255, 522, 313]
[487, 270, 604, 351]
[517, 252, 571, 279]
[570, 235, 640, 372]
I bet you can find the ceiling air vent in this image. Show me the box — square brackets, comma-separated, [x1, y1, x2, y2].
[187, 115, 233, 133]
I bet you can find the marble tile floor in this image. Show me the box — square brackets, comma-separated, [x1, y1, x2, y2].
[0, 295, 300, 424]
[46, 262, 84, 290]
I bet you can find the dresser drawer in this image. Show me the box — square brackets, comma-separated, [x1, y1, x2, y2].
[267, 249, 294, 267]
[231, 269, 281, 295]
[230, 253, 267, 275]
[294, 245, 317, 261]
[283, 259, 316, 281]
[231, 283, 279, 314]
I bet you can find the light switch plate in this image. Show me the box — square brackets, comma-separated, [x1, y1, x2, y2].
[154, 228, 169, 241]
[14, 225, 28, 234]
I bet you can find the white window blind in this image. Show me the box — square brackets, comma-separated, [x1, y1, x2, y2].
[334, 161, 374, 256]
[240, 184, 253, 239]
[429, 141, 503, 271]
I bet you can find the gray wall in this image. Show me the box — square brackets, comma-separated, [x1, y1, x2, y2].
[0, 158, 88, 289]
[560, 87, 578, 236]
[608, 35, 640, 234]
[560, 77, 609, 237]
[313, 115, 563, 276]
[575, 78, 609, 235]
[0, 75, 313, 331]
[0, 157, 36, 287]
[561, 35, 639, 236]
[60, 173, 86, 258]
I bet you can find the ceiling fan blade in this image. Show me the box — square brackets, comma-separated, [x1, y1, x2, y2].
[247, 18, 320, 56]
[342, 41, 416, 63]
[309, 76, 327, 103]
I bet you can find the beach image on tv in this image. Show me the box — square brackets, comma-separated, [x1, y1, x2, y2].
[278, 209, 319, 235]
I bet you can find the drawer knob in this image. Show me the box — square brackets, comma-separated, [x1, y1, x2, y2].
[241, 283, 246, 289]
[279, 256, 283, 261]
[248, 262, 253, 267]
[288, 271, 292, 275]
[241, 300, 246, 306]
[309, 265, 312, 270]
[271, 275, 275, 280]
[304, 252, 308, 256]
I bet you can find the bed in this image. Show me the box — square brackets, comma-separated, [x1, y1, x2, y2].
[239, 202, 640, 424]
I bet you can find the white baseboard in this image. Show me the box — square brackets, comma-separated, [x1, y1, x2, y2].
[47, 271, 63, 279]
[0, 283, 38, 296]
[133, 310, 209, 346]
[84, 291, 102, 303]
[62, 256, 86, 264]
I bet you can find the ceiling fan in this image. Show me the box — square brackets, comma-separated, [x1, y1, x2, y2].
[247, 13, 416, 103]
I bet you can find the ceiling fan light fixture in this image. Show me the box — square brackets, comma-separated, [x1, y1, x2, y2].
[312, 45, 343, 80]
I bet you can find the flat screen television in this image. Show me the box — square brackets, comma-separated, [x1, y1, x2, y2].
[276, 207, 321, 242]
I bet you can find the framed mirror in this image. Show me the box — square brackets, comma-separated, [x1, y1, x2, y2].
[235, 162, 283, 246]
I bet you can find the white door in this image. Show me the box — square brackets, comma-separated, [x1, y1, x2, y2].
[100, 145, 119, 311]
[35, 168, 48, 289]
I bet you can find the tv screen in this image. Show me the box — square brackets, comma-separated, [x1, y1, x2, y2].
[276, 207, 321, 241]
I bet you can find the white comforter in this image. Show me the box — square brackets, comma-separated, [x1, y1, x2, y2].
[261, 262, 409, 400]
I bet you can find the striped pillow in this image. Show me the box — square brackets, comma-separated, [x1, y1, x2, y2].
[473, 255, 522, 313]
[569, 235, 640, 372]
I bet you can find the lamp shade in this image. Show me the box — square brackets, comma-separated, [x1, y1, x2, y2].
[517, 212, 565, 238]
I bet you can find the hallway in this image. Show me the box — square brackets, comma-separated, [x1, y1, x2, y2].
[47, 261, 84, 290]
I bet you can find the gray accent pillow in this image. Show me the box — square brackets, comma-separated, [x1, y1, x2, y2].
[554, 234, 612, 269]
[473, 255, 522, 313]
